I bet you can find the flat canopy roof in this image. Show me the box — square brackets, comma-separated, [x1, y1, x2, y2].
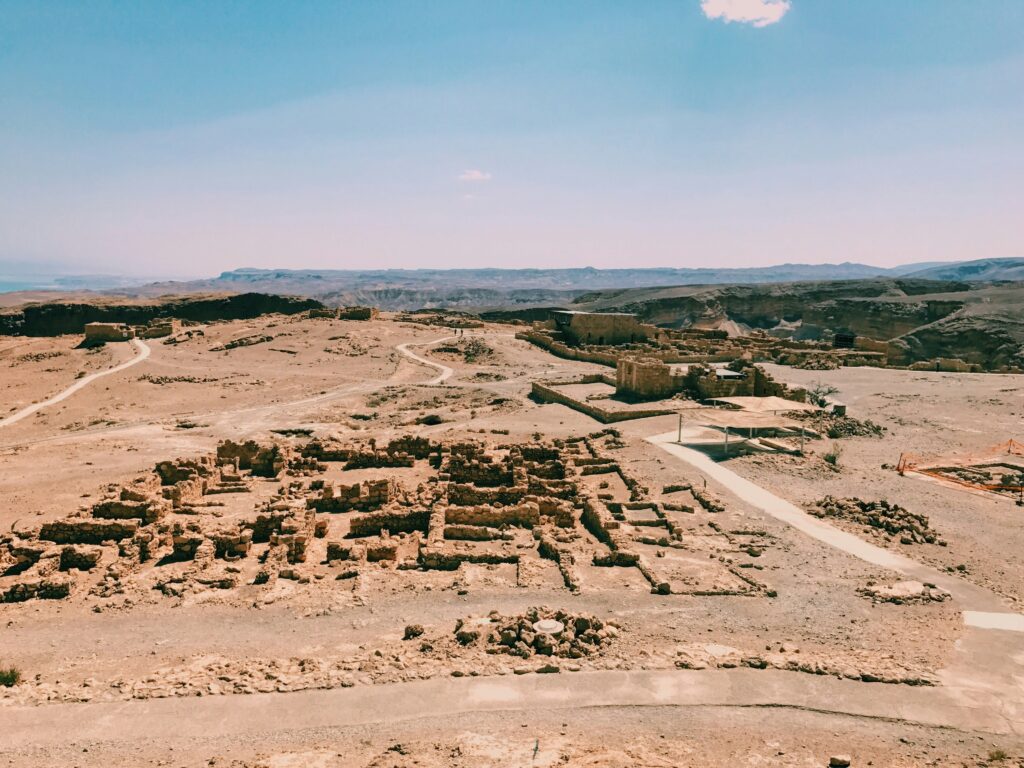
[707, 396, 819, 414]
[689, 408, 802, 430]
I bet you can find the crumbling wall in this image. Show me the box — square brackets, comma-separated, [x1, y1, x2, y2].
[216, 440, 286, 477]
[39, 519, 139, 545]
[348, 508, 431, 538]
[683, 363, 806, 402]
[337, 306, 379, 320]
[554, 311, 653, 346]
[156, 456, 216, 485]
[615, 357, 686, 400]
[447, 483, 527, 506]
[83, 322, 135, 343]
[530, 381, 676, 424]
[91, 498, 166, 525]
[309, 479, 396, 513]
[343, 450, 415, 470]
[445, 502, 540, 529]
[444, 454, 514, 487]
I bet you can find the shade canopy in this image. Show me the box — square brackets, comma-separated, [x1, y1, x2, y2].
[690, 408, 801, 431]
[706, 396, 819, 414]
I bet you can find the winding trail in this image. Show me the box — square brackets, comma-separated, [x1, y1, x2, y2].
[0, 333, 486, 450]
[0, 339, 151, 430]
[395, 336, 455, 384]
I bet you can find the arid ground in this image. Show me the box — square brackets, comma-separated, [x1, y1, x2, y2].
[2, 313, 1023, 767]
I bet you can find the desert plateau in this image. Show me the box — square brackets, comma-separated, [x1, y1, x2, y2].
[4, 1, 1024, 764]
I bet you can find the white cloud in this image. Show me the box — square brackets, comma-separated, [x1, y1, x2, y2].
[701, 0, 791, 27]
[458, 169, 492, 182]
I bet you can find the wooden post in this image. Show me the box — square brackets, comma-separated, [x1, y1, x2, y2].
[677, 413, 683, 444]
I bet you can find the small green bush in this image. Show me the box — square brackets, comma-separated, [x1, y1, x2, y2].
[807, 382, 839, 408]
[0, 666, 21, 687]
[823, 445, 842, 466]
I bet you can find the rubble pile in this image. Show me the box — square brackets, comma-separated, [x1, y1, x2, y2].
[810, 496, 945, 545]
[858, 580, 951, 605]
[787, 410, 885, 438]
[463, 608, 618, 659]
[432, 337, 495, 363]
[794, 356, 841, 370]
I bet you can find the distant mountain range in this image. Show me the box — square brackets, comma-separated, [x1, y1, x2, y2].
[147, 257, 1024, 293]
[200, 262, 932, 290]
[2, 257, 1022, 310]
[900, 258, 1024, 282]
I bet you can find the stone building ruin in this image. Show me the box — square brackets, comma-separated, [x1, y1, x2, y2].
[550, 311, 657, 346]
[0, 433, 769, 605]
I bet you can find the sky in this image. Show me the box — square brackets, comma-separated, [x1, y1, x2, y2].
[2, 0, 1023, 277]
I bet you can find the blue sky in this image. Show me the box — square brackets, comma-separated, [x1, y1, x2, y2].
[2, 0, 1022, 276]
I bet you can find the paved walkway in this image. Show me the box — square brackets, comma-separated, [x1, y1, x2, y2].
[2, 667, 1020, 751]
[0, 339, 151, 429]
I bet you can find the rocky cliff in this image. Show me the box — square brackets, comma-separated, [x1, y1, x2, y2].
[0, 293, 323, 336]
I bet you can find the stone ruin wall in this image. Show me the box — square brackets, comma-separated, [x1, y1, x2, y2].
[557, 313, 657, 346]
[1, 430, 767, 604]
[310, 306, 379, 321]
[615, 358, 686, 400]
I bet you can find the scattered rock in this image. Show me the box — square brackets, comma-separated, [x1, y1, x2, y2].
[858, 580, 950, 605]
[460, 607, 614, 660]
[810, 496, 944, 545]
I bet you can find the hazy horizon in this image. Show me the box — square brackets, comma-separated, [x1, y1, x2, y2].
[3, 1, 1023, 275]
[0, 256, 994, 286]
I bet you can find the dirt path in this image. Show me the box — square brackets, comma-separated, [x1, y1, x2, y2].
[0, 339, 151, 429]
[395, 336, 455, 384]
[2, 667, 1020, 752]
[0, 334, 460, 449]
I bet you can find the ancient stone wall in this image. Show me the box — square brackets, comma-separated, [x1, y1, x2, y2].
[84, 322, 135, 343]
[310, 479, 397, 513]
[216, 441, 287, 477]
[348, 508, 431, 537]
[553, 311, 653, 346]
[530, 381, 677, 424]
[39, 519, 139, 545]
[615, 357, 686, 400]
[337, 306, 379, 320]
[445, 502, 540, 529]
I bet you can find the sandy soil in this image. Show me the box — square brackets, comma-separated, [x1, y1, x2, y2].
[1, 316, 1023, 765]
[726, 364, 1024, 606]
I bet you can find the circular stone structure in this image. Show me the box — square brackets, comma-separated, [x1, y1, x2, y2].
[532, 619, 565, 635]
